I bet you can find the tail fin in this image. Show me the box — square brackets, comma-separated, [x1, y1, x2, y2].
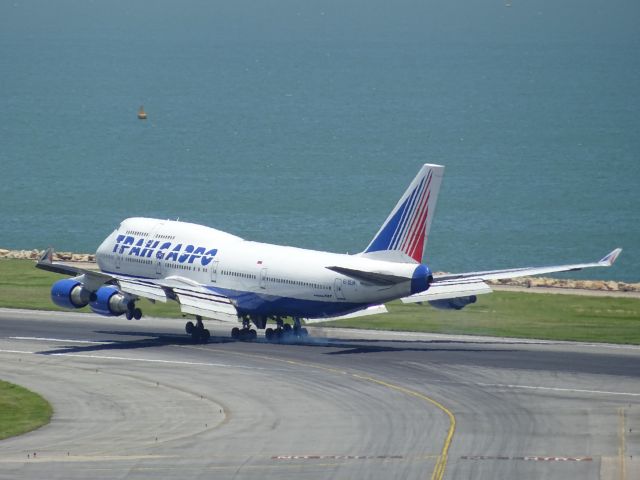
[362, 164, 444, 263]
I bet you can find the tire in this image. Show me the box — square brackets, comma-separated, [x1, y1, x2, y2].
[202, 329, 211, 343]
[133, 308, 142, 320]
[185, 321, 195, 334]
[265, 328, 274, 342]
[231, 327, 240, 339]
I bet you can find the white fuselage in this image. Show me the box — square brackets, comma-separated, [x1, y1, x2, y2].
[95, 217, 423, 319]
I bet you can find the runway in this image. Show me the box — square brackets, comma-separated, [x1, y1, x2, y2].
[0, 309, 638, 479]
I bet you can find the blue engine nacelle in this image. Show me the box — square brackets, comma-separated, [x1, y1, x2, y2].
[51, 279, 95, 309]
[89, 286, 133, 317]
[428, 295, 477, 310]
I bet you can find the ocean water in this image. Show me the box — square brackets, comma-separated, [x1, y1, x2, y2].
[1, 1, 639, 282]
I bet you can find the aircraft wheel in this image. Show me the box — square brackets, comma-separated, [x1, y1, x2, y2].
[202, 329, 211, 343]
[283, 323, 292, 333]
[191, 329, 201, 343]
[231, 327, 240, 340]
[126, 311, 133, 321]
[133, 308, 142, 320]
[185, 321, 195, 334]
[265, 328, 274, 342]
[250, 329, 257, 341]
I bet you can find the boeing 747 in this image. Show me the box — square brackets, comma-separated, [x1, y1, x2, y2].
[37, 164, 622, 342]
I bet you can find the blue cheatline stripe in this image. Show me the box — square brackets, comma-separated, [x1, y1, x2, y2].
[207, 285, 368, 318]
[364, 201, 408, 253]
[98, 270, 367, 319]
[365, 179, 421, 253]
[393, 171, 431, 251]
[401, 171, 433, 254]
[365, 168, 434, 254]
[389, 176, 425, 250]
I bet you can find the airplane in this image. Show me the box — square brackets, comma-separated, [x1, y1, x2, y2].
[37, 164, 622, 343]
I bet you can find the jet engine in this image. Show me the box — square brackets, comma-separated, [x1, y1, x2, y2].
[51, 279, 95, 309]
[89, 285, 134, 317]
[428, 295, 477, 310]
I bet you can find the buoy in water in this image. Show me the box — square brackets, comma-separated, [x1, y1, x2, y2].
[137, 105, 147, 120]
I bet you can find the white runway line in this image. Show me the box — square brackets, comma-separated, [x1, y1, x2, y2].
[0, 348, 270, 371]
[10, 336, 111, 344]
[475, 381, 640, 397]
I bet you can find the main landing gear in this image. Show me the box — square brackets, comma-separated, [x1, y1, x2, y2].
[264, 317, 308, 343]
[231, 317, 257, 341]
[227, 315, 310, 343]
[125, 303, 142, 320]
[185, 316, 210, 343]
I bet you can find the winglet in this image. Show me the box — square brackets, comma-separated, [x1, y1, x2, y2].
[38, 247, 54, 265]
[35, 247, 81, 275]
[598, 248, 622, 266]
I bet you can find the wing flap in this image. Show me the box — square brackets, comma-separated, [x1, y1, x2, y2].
[402, 280, 492, 303]
[117, 279, 168, 303]
[304, 304, 388, 324]
[172, 287, 238, 322]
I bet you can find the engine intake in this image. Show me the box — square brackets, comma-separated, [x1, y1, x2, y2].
[428, 295, 477, 310]
[90, 286, 133, 317]
[51, 279, 94, 309]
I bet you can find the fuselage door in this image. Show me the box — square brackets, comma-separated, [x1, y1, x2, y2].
[210, 260, 219, 283]
[260, 268, 268, 289]
[334, 278, 346, 300]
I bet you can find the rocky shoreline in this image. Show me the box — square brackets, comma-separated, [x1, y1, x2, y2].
[2, 248, 638, 293]
[0, 248, 95, 263]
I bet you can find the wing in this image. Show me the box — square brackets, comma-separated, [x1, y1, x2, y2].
[36, 248, 239, 322]
[304, 304, 389, 324]
[402, 248, 622, 304]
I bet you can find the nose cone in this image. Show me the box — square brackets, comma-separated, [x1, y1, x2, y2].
[411, 264, 433, 295]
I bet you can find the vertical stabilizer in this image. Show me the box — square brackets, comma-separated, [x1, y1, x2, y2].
[362, 164, 444, 263]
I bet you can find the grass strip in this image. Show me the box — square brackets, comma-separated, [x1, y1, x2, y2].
[1, 259, 639, 344]
[0, 380, 53, 440]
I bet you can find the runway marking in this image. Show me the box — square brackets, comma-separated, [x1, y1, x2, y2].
[9, 336, 111, 345]
[461, 455, 593, 462]
[618, 407, 627, 480]
[184, 345, 456, 480]
[0, 348, 268, 370]
[351, 373, 455, 480]
[272, 455, 404, 460]
[475, 381, 640, 397]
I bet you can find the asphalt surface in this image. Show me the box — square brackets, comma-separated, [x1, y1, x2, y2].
[0, 308, 638, 480]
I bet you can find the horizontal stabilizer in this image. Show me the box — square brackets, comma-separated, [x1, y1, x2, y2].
[326, 266, 410, 286]
[304, 304, 388, 324]
[402, 280, 492, 303]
